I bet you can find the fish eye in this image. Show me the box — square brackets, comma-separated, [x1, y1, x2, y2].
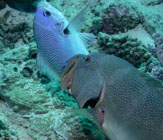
[43, 10, 51, 17]
[85, 55, 91, 67]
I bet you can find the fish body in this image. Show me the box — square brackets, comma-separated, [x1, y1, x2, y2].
[34, 1, 95, 78]
[61, 53, 163, 140]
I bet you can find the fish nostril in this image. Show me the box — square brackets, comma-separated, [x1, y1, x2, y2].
[43, 10, 51, 17]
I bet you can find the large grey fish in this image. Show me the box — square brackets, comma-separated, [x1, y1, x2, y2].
[61, 53, 163, 140]
[33, 0, 95, 79]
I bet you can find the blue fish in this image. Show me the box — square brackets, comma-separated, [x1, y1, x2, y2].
[33, 0, 96, 79]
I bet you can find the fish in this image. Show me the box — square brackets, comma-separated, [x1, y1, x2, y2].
[33, 0, 96, 80]
[61, 53, 163, 140]
[5, 0, 40, 12]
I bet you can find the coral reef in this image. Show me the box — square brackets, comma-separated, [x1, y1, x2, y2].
[91, 3, 142, 35]
[97, 32, 152, 68]
[89, 0, 163, 80]
[0, 0, 162, 140]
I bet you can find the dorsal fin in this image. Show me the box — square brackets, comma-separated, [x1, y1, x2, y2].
[66, 0, 97, 32]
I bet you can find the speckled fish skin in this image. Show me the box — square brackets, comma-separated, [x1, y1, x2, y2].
[61, 53, 163, 140]
[33, 1, 90, 77]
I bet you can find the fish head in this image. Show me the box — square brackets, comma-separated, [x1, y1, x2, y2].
[34, 1, 68, 34]
[62, 53, 104, 108]
[61, 54, 94, 90]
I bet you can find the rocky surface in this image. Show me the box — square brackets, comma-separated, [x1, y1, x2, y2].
[0, 0, 163, 140]
[97, 32, 152, 68]
[89, 0, 163, 80]
[0, 2, 105, 140]
[91, 2, 142, 35]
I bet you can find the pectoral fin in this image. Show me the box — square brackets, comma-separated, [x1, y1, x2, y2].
[79, 33, 96, 47]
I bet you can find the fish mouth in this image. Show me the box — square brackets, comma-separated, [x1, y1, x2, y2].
[82, 81, 105, 108]
[61, 56, 79, 91]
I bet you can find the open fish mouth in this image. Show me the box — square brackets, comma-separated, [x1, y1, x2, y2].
[82, 81, 105, 108]
[61, 55, 79, 90]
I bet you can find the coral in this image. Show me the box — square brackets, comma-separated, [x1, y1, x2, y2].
[154, 32, 163, 65]
[141, 6, 163, 66]
[2, 22, 33, 49]
[150, 64, 163, 80]
[90, 3, 142, 35]
[89, 0, 163, 80]
[0, 114, 19, 140]
[97, 32, 152, 68]
[140, 0, 163, 6]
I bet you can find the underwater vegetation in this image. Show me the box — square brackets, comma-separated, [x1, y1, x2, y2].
[0, 0, 163, 140]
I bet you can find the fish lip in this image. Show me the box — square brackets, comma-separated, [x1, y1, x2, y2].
[61, 56, 79, 90]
